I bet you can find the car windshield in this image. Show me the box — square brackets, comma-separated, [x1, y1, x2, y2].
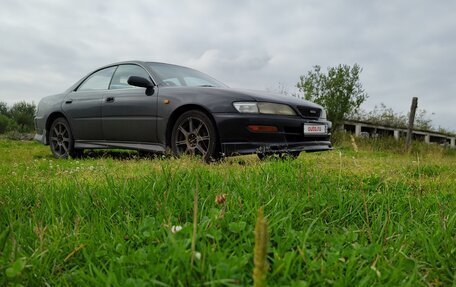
[148, 63, 227, 88]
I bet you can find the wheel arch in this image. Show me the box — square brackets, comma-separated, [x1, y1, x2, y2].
[45, 112, 68, 143]
[165, 104, 220, 148]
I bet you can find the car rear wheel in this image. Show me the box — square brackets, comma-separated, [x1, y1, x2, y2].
[257, 151, 300, 161]
[49, 117, 82, 159]
[171, 110, 219, 162]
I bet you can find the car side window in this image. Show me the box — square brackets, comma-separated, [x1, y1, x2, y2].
[77, 66, 117, 91]
[110, 64, 151, 89]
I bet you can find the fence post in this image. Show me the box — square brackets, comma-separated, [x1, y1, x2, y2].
[406, 97, 418, 149]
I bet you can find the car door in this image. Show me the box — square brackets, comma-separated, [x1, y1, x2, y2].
[63, 66, 117, 141]
[102, 64, 158, 143]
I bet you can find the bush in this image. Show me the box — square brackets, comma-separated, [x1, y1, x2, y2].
[9, 101, 36, 132]
[0, 101, 36, 135]
[0, 114, 17, 134]
[0, 101, 8, 116]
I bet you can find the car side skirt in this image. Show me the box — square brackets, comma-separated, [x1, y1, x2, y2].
[74, 140, 166, 152]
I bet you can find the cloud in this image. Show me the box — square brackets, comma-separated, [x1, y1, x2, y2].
[0, 0, 454, 130]
[188, 49, 271, 72]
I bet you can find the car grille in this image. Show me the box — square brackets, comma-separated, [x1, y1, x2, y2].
[297, 106, 321, 119]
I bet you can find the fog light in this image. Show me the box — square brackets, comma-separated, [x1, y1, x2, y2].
[247, 125, 278, 133]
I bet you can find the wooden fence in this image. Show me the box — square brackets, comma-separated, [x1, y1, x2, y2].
[342, 120, 456, 148]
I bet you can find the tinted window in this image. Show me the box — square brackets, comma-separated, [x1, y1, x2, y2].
[110, 64, 151, 89]
[78, 66, 117, 91]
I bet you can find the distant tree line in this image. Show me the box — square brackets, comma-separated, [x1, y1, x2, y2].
[0, 101, 36, 134]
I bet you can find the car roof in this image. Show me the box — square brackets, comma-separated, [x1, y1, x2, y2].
[98, 60, 188, 69]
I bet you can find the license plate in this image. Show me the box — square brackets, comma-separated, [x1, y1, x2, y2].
[303, 124, 327, 135]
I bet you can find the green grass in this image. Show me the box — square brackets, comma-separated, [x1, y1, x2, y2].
[0, 139, 455, 286]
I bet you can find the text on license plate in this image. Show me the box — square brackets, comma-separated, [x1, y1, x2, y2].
[303, 124, 327, 135]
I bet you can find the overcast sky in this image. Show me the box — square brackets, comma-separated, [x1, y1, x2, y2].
[0, 0, 455, 131]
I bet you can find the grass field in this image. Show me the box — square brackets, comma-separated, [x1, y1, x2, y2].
[0, 138, 455, 286]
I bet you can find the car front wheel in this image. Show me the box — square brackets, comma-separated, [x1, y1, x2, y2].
[49, 117, 82, 159]
[171, 110, 219, 162]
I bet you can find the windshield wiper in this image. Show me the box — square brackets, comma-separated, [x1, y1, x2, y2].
[196, 85, 215, 87]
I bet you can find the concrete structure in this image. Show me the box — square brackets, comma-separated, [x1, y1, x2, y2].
[343, 120, 456, 148]
[393, 130, 400, 140]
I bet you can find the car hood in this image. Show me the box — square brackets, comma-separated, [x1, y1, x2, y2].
[163, 86, 324, 109]
[228, 88, 323, 109]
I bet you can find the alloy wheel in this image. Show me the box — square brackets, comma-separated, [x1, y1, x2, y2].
[171, 110, 219, 162]
[175, 117, 211, 156]
[49, 118, 77, 158]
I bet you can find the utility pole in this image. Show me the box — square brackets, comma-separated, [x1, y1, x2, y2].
[406, 97, 418, 149]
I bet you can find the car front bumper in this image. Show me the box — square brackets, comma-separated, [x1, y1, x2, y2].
[34, 116, 47, 145]
[212, 113, 332, 155]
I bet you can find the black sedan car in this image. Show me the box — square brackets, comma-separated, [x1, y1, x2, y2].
[34, 61, 332, 161]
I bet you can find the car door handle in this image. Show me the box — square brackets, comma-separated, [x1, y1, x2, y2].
[106, 97, 115, 103]
[65, 99, 73, 104]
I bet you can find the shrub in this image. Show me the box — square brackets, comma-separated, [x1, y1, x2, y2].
[9, 101, 36, 132]
[0, 114, 16, 134]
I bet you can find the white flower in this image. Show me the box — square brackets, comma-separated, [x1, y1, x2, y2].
[194, 251, 201, 260]
[171, 225, 183, 234]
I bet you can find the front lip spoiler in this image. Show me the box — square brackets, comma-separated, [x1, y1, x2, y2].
[220, 141, 332, 156]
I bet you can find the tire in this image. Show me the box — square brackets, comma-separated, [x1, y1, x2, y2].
[257, 151, 300, 161]
[49, 117, 82, 159]
[171, 110, 219, 162]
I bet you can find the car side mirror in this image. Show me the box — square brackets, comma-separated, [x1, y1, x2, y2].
[128, 76, 154, 88]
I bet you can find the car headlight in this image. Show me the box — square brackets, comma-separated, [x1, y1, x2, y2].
[233, 102, 297, 116]
[233, 102, 259, 113]
[320, 109, 327, 119]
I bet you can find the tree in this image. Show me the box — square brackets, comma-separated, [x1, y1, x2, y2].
[9, 101, 36, 132]
[0, 101, 8, 116]
[414, 109, 433, 131]
[0, 102, 16, 134]
[297, 64, 367, 129]
[0, 114, 11, 133]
